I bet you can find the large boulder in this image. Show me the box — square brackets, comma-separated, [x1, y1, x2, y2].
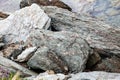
[41, 6, 120, 57]
[27, 29, 91, 73]
[60, 0, 120, 27]
[0, 4, 51, 43]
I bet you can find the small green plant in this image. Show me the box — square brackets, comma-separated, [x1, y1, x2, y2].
[0, 72, 14, 80]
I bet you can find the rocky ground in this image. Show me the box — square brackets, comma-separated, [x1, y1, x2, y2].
[0, 0, 120, 80]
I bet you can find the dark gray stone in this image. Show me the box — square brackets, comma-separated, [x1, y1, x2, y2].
[41, 6, 120, 57]
[27, 29, 91, 73]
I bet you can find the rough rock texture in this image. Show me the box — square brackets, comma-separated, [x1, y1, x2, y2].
[0, 56, 37, 76]
[92, 56, 120, 72]
[69, 71, 120, 80]
[27, 29, 91, 73]
[20, 0, 71, 11]
[16, 47, 37, 62]
[24, 71, 120, 80]
[0, 4, 51, 43]
[60, 0, 120, 27]
[0, 0, 22, 13]
[41, 6, 120, 57]
[33, 72, 66, 80]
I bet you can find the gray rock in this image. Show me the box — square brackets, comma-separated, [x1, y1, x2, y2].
[16, 47, 37, 62]
[0, 56, 37, 76]
[27, 29, 91, 73]
[33, 72, 66, 80]
[0, 4, 51, 43]
[0, 0, 22, 13]
[69, 71, 120, 80]
[41, 6, 120, 57]
[60, 0, 120, 28]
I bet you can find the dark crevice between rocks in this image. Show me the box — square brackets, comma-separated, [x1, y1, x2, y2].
[48, 24, 61, 32]
[29, 68, 45, 74]
[85, 48, 120, 73]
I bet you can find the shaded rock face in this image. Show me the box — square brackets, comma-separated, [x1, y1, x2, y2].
[0, 4, 51, 43]
[92, 56, 120, 72]
[20, 0, 72, 11]
[69, 71, 120, 80]
[41, 6, 120, 57]
[27, 30, 91, 73]
[60, 0, 120, 27]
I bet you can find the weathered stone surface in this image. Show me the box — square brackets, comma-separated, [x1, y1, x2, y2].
[69, 71, 120, 80]
[3, 44, 22, 57]
[92, 56, 120, 73]
[33, 72, 66, 80]
[0, 4, 51, 43]
[60, 0, 120, 27]
[0, 0, 22, 13]
[16, 47, 37, 62]
[0, 56, 37, 76]
[41, 6, 120, 57]
[20, 0, 71, 11]
[27, 29, 91, 73]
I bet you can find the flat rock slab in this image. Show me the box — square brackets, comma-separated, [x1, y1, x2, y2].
[41, 6, 120, 57]
[0, 4, 51, 43]
[69, 71, 120, 80]
[27, 30, 91, 73]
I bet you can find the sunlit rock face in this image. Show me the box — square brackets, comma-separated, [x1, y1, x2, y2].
[0, 0, 22, 13]
[60, 0, 120, 27]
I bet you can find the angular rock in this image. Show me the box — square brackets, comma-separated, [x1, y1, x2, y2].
[0, 56, 37, 76]
[9, 49, 23, 60]
[60, 0, 120, 27]
[27, 29, 91, 73]
[69, 71, 120, 80]
[41, 6, 120, 57]
[20, 0, 71, 11]
[0, 4, 51, 43]
[16, 47, 37, 62]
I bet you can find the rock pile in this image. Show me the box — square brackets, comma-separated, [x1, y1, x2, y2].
[0, 0, 120, 80]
